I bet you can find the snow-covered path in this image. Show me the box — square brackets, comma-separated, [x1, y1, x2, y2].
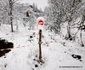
[0, 24, 85, 70]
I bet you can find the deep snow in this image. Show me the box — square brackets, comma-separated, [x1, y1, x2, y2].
[0, 24, 85, 70]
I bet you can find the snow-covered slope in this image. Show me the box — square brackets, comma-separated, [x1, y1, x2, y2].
[0, 24, 85, 70]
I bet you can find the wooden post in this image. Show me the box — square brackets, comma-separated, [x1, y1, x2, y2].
[38, 29, 42, 62]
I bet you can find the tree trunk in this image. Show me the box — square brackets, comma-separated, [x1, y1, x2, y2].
[80, 18, 84, 47]
[80, 15, 85, 47]
[66, 22, 72, 40]
[9, 0, 13, 32]
[80, 29, 84, 47]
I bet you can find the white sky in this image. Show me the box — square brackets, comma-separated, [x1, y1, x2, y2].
[19, 0, 48, 10]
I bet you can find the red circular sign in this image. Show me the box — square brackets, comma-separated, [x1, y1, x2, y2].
[38, 20, 44, 25]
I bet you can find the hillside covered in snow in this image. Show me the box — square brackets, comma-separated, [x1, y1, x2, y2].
[0, 0, 85, 70]
[0, 24, 85, 70]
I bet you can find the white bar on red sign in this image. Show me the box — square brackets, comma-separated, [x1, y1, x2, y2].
[38, 25, 44, 30]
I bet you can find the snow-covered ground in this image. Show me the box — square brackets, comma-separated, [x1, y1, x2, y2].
[0, 24, 85, 70]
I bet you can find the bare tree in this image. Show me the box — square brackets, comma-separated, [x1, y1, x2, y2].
[64, 0, 82, 40]
[47, 0, 66, 34]
[8, 0, 19, 32]
[0, 0, 19, 32]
